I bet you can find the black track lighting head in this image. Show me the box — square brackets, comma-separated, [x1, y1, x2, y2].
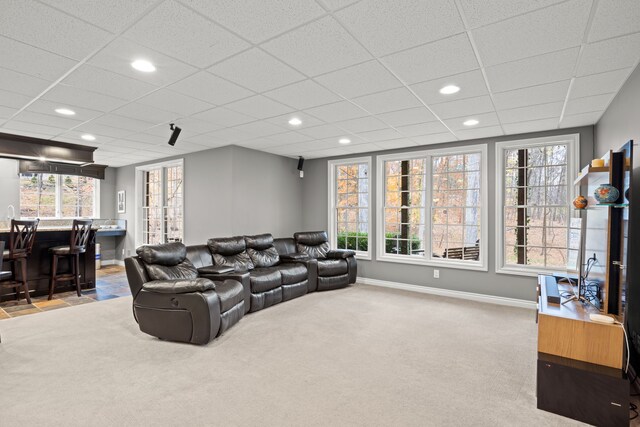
[168, 123, 182, 146]
[297, 156, 304, 178]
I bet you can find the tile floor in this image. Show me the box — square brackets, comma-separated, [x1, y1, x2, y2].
[0, 265, 129, 319]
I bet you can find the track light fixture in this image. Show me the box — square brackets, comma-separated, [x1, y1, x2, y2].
[168, 123, 182, 146]
[297, 156, 304, 179]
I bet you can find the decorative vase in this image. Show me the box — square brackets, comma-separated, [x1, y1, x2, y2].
[573, 195, 588, 209]
[594, 184, 619, 204]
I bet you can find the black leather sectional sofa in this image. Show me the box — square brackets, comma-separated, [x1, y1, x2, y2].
[125, 231, 357, 345]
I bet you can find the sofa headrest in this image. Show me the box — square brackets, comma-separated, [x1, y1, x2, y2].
[136, 242, 186, 266]
[244, 233, 274, 250]
[294, 231, 328, 246]
[207, 236, 246, 255]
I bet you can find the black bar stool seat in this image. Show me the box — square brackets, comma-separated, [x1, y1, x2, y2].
[0, 219, 39, 304]
[49, 219, 93, 300]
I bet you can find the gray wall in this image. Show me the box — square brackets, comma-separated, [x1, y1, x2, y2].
[302, 126, 595, 302]
[113, 145, 302, 260]
[0, 159, 20, 216]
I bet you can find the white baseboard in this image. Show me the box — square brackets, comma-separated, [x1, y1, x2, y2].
[357, 277, 536, 310]
[100, 260, 125, 267]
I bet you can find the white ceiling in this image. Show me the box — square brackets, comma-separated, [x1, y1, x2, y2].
[1, 0, 639, 167]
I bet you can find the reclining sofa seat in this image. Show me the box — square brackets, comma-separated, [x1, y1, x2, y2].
[294, 231, 357, 291]
[205, 234, 312, 312]
[125, 242, 245, 345]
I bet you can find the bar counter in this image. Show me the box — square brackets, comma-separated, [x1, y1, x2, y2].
[0, 227, 97, 302]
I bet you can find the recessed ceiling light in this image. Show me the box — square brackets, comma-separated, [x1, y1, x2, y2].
[463, 119, 479, 126]
[81, 134, 96, 141]
[288, 117, 302, 126]
[439, 85, 460, 95]
[131, 59, 156, 73]
[39, 156, 46, 162]
[55, 108, 75, 116]
[339, 138, 351, 144]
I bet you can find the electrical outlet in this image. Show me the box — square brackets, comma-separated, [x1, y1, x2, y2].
[433, 269, 440, 279]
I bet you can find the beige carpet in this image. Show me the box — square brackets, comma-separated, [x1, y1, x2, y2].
[0, 285, 583, 426]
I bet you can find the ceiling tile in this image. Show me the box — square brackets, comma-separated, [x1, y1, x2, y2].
[356, 128, 403, 142]
[237, 138, 287, 150]
[305, 101, 368, 122]
[571, 68, 632, 99]
[0, 126, 54, 140]
[442, 112, 501, 131]
[485, 48, 580, 93]
[0, 89, 32, 109]
[168, 71, 253, 105]
[411, 132, 456, 145]
[11, 110, 82, 130]
[136, 89, 215, 116]
[0, 68, 51, 97]
[111, 102, 178, 124]
[209, 48, 305, 92]
[123, 0, 249, 68]
[206, 127, 255, 143]
[335, 0, 464, 57]
[43, 0, 158, 33]
[91, 114, 156, 132]
[184, 0, 325, 43]
[3, 120, 65, 137]
[0, 35, 77, 81]
[497, 102, 564, 124]
[265, 112, 325, 129]
[472, 0, 590, 67]
[317, 0, 360, 10]
[577, 33, 640, 76]
[382, 34, 479, 85]
[396, 121, 450, 137]
[588, 0, 640, 42]
[165, 117, 223, 135]
[62, 65, 158, 101]
[225, 95, 294, 119]
[88, 38, 198, 87]
[314, 60, 402, 98]
[376, 107, 438, 127]
[429, 95, 495, 120]
[265, 80, 341, 110]
[56, 130, 113, 146]
[374, 139, 419, 150]
[454, 126, 503, 140]
[502, 118, 560, 135]
[458, 0, 565, 28]
[297, 124, 346, 139]
[492, 80, 570, 110]
[0, 0, 111, 60]
[0, 106, 17, 120]
[262, 16, 371, 76]
[343, 142, 381, 154]
[335, 116, 387, 133]
[191, 107, 256, 127]
[264, 131, 313, 145]
[353, 87, 422, 114]
[410, 69, 489, 105]
[564, 93, 615, 116]
[74, 122, 137, 139]
[42, 85, 128, 112]
[231, 121, 288, 137]
[559, 111, 602, 128]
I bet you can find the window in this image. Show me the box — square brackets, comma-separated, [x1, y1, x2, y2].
[376, 145, 487, 271]
[138, 160, 184, 246]
[495, 134, 579, 275]
[19, 173, 98, 218]
[328, 157, 371, 259]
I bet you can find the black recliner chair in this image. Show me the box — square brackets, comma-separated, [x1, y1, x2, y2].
[125, 242, 245, 345]
[293, 231, 357, 291]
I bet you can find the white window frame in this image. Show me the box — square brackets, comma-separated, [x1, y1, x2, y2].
[19, 173, 100, 219]
[495, 134, 580, 277]
[135, 158, 184, 249]
[376, 144, 488, 272]
[327, 156, 372, 260]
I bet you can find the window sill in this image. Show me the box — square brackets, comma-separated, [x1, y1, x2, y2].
[376, 254, 488, 272]
[496, 266, 558, 277]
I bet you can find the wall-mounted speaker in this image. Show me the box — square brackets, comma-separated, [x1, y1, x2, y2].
[297, 156, 304, 178]
[168, 123, 182, 146]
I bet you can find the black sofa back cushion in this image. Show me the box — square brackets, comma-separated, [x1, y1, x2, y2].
[137, 242, 187, 266]
[208, 236, 254, 271]
[294, 231, 330, 259]
[245, 234, 280, 268]
[144, 259, 199, 281]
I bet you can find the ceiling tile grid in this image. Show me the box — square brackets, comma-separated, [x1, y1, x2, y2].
[0, 0, 638, 165]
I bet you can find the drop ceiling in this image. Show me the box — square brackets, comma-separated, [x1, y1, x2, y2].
[0, 0, 639, 167]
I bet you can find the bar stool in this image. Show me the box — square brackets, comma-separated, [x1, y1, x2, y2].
[0, 219, 39, 304]
[49, 219, 93, 300]
[0, 241, 9, 343]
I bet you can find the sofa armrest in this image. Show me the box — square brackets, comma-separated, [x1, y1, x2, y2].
[198, 265, 235, 275]
[280, 252, 310, 261]
[326, 249, 356, 259]
[142, 278, 216, 294]
[198, 271, 251, 315]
